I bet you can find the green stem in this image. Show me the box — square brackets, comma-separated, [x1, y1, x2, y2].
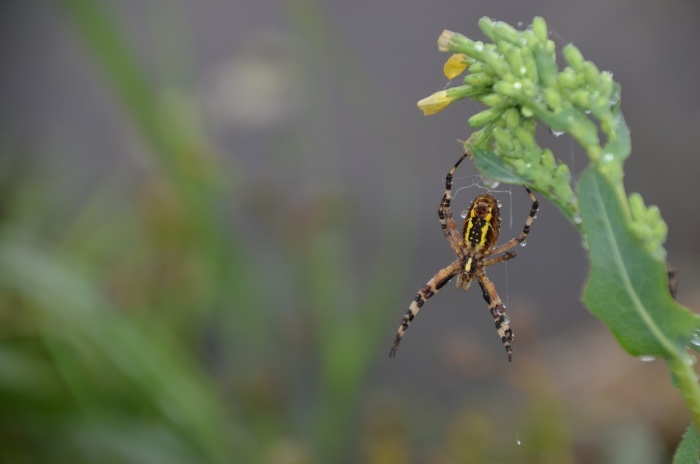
[669, 355, 700, 431]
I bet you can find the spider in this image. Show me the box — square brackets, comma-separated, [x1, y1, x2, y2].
[389, 150, 538, 361]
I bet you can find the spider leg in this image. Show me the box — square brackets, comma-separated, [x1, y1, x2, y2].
[490, 187, 538, 255]
[482, 251, 516, 267]
[439, 150, 472, 253]
[476, 272, 514, 361]
[390, 261, 460, 357]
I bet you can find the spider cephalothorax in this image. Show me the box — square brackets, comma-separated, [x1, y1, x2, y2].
[389, 150, 537, 361]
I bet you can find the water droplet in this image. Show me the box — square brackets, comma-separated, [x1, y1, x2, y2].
[580, 235, 589, 250]
[533, 214, 538, 219]
[481, 177, 500, 189]
[513, 81, 522, 89]
[503, 314, 511, 324]
[549, 129, 565, 137]
[474, 41, 484, 51]
[573, 215, 582, 224]
[497, 200, 503, 208]
[639, 355, 656, 362]
[519, 240, 527, 247]
[519, 66, 527, 75]
[687, 354, 698, 366]
[516, 439, 522, 446]
[690, 333, 700, 347]
[602, 153, 614, 162]
[517, 21, 524, 27]
[461, 210, 468, 219]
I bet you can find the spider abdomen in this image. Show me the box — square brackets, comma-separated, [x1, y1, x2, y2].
[462, 194, 501, 253]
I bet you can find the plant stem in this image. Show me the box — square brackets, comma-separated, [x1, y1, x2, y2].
[669, 354, 700, 431]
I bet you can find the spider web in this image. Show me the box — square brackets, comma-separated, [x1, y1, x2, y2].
[450, 174, 514, 228]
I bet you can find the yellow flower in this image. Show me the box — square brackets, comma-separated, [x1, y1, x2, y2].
[443, 53, 468, 79]
[437, 30, 456, 52]
[417, 90, 452, 115]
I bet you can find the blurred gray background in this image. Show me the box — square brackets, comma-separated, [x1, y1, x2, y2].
[1, 1, 699, 463]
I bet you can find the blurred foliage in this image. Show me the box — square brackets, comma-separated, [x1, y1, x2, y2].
[1, 0, 406, 462]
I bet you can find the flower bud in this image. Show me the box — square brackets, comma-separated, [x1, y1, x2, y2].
[494, 21, 521, 45]
[417, 90, 452, 115]
[557, 68, 579, 88]
[468, 107, 503, 128]
[438, 30, 456, 52]
[444, 54, 468, 79]
[562, 44, 585, 72]
[532, 17, 548, 43]
[464, 72, 493, 87]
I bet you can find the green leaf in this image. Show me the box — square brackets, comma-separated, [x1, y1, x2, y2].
[578, 168, 700, 357]
[673, 423, 700, 464]
[471, 146, 529, 184]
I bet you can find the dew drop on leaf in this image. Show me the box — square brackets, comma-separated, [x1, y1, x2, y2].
[482, 177, 500, 189]
[690, 332, 700, 347]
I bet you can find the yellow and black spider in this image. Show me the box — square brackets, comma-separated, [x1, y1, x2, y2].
[389, 150, 538, 361]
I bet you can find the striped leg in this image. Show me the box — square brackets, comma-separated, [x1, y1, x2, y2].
[389, 261, 460, 357]
[482, 251, 516, 267]
[439, 151, 472, 253]
[490, 187, 538, 255]
[476, 273, 514, 361]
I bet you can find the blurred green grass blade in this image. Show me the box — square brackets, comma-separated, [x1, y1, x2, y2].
[60, 0, 265, 343]
[0, 241, 248, 463]
[673, 423, 700, 464]
[578, 168, 700, 357]
[60, 0, 167, 159]
[306, 201, 410, 461]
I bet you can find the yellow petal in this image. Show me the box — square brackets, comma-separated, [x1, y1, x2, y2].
[417, 90, 452, 115]
[443, 53, 468, 79]
[437, 30, 456, 52]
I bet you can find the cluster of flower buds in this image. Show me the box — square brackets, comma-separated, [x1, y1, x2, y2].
[629, 193, 668, 260]
[418, 17, 584, 225]
[418, 17, 668, 258]
[419, 17, 618, 151]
